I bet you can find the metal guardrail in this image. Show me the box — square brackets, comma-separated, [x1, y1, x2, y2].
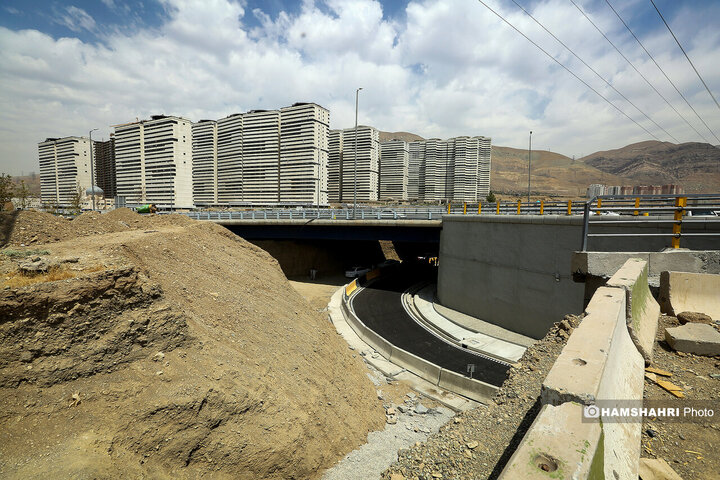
[580, 194, 720, 251]
[181, 200, 589, 222]
[178, 194, 720, 251]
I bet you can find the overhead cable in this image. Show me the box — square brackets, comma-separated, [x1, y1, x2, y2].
[569, 0, 710, 143]
[650, 0, 720, 112]
[604, 0, 720, 143]
[512, 0, 678, 143]
[475, 0, 659, 140]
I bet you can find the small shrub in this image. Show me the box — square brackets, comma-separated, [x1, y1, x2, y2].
[1, 249, 50, 258]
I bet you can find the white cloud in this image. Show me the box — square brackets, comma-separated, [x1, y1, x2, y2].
[56, 6, 98, 33]
[0, 0, 719, 176]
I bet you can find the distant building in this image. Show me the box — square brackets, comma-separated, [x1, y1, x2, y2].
[379, 140, 409, 201]
[192, 120, 218, 206]
[587, 184, 606, 198]
[328, 126, 380, 203]
[279, 103, 329, 204]
[216, 113, 244, 204]
[114, 115, 194, 208]
[406, 136, 491, 203]
[38, 136, 92, 206]
[602, 184, 684, 197]
[327, 129, 343, 203]
[192, 103, 329, 205]
[94, 137, 116, 198]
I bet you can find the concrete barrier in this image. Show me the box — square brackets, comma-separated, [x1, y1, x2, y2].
[542, 287, 627, 405]
[659, 271, 720, 320]
[388, 347, 441, 385]
[504, 259, 647, 479]
[437, 369, 496, 404]
[340, 298, 393, 359]
[606, 258, 661, 365]
[497, 402, 604, 480]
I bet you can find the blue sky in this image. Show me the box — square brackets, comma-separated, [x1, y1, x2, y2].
[1, 0, 719, 175]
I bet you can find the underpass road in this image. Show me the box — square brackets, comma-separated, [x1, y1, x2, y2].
[352, 268, 509, 387]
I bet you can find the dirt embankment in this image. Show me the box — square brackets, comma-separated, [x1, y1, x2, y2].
[0, 210, 384, 479]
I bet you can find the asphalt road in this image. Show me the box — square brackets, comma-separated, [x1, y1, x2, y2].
[352, 269, 509, 386]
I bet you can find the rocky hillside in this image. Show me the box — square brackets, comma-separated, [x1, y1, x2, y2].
[580, 141, 720, 193]
[490, 146, 628, 198]
[0, 209, 384, 479]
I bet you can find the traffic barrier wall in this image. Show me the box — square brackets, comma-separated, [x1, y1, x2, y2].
[606, 258, 661, 365]
[437, 369, 496, 404]
[659, 271, 720, 320]
[502, 258, 647, 479]
[388, 347, 441, 385]
[340, 298, 392, 359]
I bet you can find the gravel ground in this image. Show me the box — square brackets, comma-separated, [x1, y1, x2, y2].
[382, 315, 582, 480]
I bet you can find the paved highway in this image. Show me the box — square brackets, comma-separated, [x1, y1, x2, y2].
[351, 268, 510, 387]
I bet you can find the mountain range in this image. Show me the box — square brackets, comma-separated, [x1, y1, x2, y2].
[380, 133, 720, 198]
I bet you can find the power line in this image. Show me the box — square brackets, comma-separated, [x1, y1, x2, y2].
[474, 0, 659, 140]
[650, 0, 720, 112]
[511, 0, 678, 143]
[604, 0, 720, 144]
[569, 0, 710, 143]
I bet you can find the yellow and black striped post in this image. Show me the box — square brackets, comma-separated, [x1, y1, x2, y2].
[517, 200, 521, 215]
[463, 202, 467, 215]
[633, 197, 640, 216]
[672, 196, 687, 249]
[447, 203, 451, 214]
[477, 203, 482, 215]
[567, 200, 572, 215]
[496, 202, 500, 215]
[596, 198, 602, 215]
[540, 200, 544, 215]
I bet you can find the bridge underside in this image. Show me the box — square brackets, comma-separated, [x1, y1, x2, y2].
[221, 221, 441, 243]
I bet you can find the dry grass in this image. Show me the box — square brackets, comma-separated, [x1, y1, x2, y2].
[1, 264, 105, 288]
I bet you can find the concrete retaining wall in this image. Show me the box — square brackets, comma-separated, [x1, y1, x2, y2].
[438, 215, 719, 339]
[438, 216, 585, 339]
[500, 258, 649, 479]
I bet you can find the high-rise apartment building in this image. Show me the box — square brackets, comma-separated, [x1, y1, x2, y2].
[114, 115, 193, 208]
[38, 136, 92, 206]
[242, 110, 281, 203]
[408, 141, 425, 201]
[216, 113, 244, 204]
[279, 103, 329, 204]
[379, 140, 408, 201]
[328, 126, 379, 203]
[327, 129, 343, 203]
[192, 120, 218, 205]
[406, 135, 491, 202]
[94, 137, 116, 198]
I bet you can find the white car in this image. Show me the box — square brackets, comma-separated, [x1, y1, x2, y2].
[345, 266, 371, 278]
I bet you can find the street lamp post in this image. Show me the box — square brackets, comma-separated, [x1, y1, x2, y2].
[527, 130, 532, 204]
[354, 87, 362, 219]
[89, 128, 99, 211]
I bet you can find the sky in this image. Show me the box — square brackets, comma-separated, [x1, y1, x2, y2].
[1, 0, 719, 175]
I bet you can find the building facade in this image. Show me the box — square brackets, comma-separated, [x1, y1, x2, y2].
[406, 135, 491, 203]
[192, 120, 218, 206]
[279, 103, 329, 204]
[379, 140, 409, 201]
[94, 137, 116, 199]
[328, 126, 379, 203]
[114, 115, 193, 208]
[38, 136, 92, 206]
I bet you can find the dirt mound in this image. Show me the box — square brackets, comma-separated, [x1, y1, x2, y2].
[0, 218, 384, 479]
[4, 209, 196, 247]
